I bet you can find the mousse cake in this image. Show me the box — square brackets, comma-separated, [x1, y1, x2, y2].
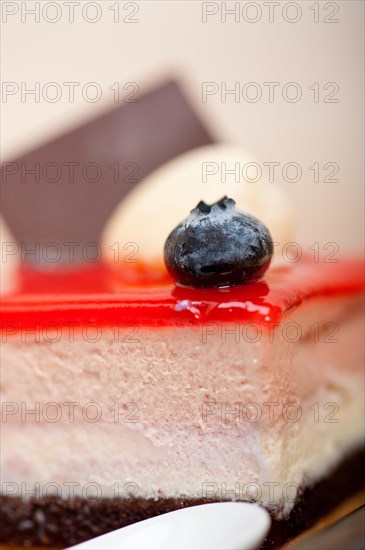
[1, 203, 364, 547]
[1, 82, 364, 548]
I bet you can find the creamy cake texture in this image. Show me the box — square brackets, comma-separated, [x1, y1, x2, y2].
[1, 259, 364, 543]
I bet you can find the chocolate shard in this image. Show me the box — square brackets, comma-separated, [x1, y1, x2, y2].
[1, 81, 213, 265]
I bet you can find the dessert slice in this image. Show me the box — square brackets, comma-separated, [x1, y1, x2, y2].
[1, 197, 364, 547]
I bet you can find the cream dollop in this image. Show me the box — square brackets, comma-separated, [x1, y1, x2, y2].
[101, 144, 295, 267]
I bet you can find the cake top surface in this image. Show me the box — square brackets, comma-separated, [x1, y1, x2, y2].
[1, 258, 364, 328]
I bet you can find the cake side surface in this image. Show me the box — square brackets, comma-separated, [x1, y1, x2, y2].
[2, 296, 364, 511]
[1, 260, 364, 546]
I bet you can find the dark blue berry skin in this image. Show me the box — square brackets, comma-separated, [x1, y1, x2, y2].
[164, 197, 273, 288]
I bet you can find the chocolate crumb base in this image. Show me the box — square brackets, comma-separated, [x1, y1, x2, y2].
[1, 448, 364, 549]
[261, 447, 365, 549]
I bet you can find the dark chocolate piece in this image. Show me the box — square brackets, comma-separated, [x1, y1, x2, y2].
[0, 448, 364, 548]
[0, 81, 213, 266]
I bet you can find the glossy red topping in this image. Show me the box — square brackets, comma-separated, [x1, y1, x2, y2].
[1, 258, 364, 330]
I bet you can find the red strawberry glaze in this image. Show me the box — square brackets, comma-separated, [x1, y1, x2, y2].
[1, 258, 364, 330]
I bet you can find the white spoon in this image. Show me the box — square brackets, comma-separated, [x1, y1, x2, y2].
[67, 502, 271, 550]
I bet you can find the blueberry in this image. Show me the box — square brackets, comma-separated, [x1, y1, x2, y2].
[164, 197, 273, 288]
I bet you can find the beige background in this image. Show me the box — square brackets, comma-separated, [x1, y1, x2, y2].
[1, 0, 364, 252]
